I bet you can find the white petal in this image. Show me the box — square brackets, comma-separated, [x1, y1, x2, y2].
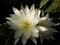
[10, 14, 15, 17]
[31, 17, 39, 26]
[14, 38, 20, 45]
[26, 10, 35, 21]
[50, 36, 55, 40]
[31, 37, 37, 45]
[40, 38, 43, 43]
[35, 10, 41, 17]
[26, 13, 34, 21]
[7, 21, 12, 25]
[6, 19, 15, 25]
[41, 10, 44, 17]
[48, 27, 58, 33]
[7, 21, 18, 30]
[31, 27, 39, 37]
[6, 17, 13, 21]
[50, 23, 60, 26]
[45, 13, 49, 19]
[21, 5, 24, 10]
[24, 31, 31, 39]
[14, 30, 23, 38]
[37, 10, 41, 17]
[9, 14, 22, 22]
[9, 14, 17, 20]
[13, 7, 20, 15]
[30, 4, 35, 10]
[30, 4, 35, 16]
[38, 26, 48, 32]
[40, 13, 49, 21]
[25, 5, 29, 10]
[25, 5, 29, 13]
[30, 10, 35, 16]
[22, 36, 28, 45]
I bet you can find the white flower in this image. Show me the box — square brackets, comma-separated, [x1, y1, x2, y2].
[6, 5, 41, 45]
[37, 10, 59, 43]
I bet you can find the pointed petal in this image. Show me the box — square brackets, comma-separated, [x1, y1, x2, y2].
[22, 36, 28, 45]
[14, 30, 22, 38]
[31, 27, 39, 37]
[38, 26, 48, 32]
[51, 23, 60, 26]
[9, 14, 18, 20]
[47, 38, 50, 41]
[50, 36, 55, 40]
[35, 9, 41, 17]
[45, 13, 49, 19]
[6, 18, 15, 24]
[30, 4, 35, 16]
[40, 13, 49, 21]
[48, 27, 58, 33]
[40, 38, 43, 44]
[31, 17, 39, 26]
[24, 5, 29, 15]
[21, 5, 24, 10]
[13, 7, 20, 15]
[14, 38, 20, 45]
[30, 4, 35, 10]
[41, 10, 44, 17]
[37, 10, 41, 17]
[6, 17, 13, 21]
[24, 31, 31, 39]
[31, 37, 37, 45]
[7, 21, 12, 25]
[25, 5, 29, 11]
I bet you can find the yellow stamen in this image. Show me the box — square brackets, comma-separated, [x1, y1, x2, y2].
[19, 20, 32, 32]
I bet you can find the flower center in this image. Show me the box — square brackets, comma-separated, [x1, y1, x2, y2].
[19, 20, 33, 32]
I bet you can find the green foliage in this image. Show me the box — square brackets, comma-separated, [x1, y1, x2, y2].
[40, 0, 49, 8]
[44, 0, 60, 13]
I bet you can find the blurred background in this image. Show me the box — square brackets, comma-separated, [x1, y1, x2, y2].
[0, 0, 60, 45]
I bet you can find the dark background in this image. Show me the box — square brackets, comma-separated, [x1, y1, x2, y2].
[0, 0, 60, 45]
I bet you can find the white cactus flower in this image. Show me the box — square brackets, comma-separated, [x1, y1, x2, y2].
[6, 4, 41, 45]
[37, 10, 59, 43]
